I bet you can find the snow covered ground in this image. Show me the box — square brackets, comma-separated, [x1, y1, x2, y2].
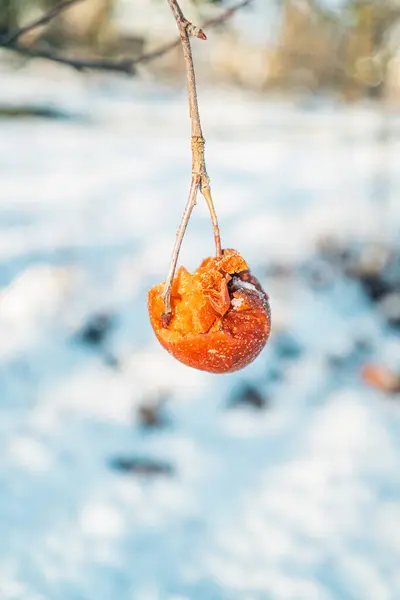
[1, 68, 400, 600]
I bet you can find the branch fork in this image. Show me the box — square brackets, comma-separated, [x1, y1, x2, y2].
[161, 0, 223, 322]
[167, 0, 207, 41]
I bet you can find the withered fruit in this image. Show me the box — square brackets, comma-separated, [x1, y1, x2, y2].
[148, 249, 271, 373]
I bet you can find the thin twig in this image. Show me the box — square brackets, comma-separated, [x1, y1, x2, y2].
[3, 0, 84, 45]
[161, 174, 200, 326]
[161, 0, 223, 320]
[0, 0, 252, 75]
[2, 42, 138, 73]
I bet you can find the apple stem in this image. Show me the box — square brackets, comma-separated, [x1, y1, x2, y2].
[161, 173, 200, 318]
[162, 0, 222, 322]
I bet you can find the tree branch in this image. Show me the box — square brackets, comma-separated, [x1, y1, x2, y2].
[161, 0, 223, 321]
[0, 0, 252, 75]
[2, 0, 85, 45]
[2, 42, 138, 73]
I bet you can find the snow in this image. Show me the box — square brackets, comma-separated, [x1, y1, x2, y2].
[0, 68, 400, 600]
[231, 297, 243, 309]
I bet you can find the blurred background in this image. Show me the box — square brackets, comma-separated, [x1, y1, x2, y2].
[1, 1, 400, 599]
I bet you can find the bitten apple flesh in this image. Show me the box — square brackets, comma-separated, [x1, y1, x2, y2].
[148, 249, 271, 373]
